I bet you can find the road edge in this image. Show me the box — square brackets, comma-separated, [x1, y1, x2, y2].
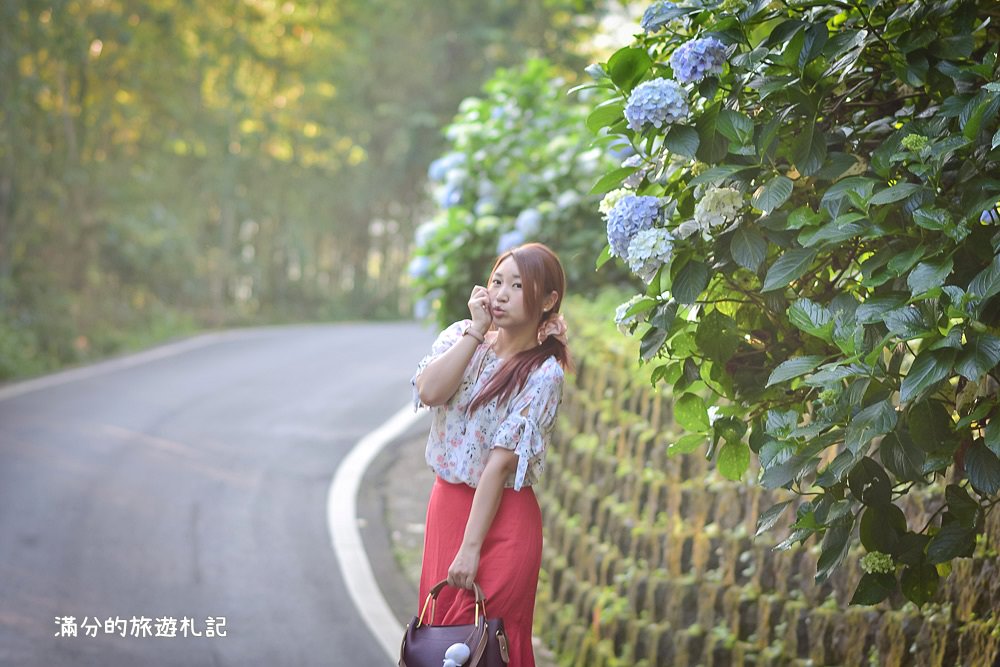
[326, 403, 425, 663]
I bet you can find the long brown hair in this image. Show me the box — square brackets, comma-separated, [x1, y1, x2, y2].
[467, 243, 573, 414]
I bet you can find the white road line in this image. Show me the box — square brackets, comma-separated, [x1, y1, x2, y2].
[0, 331, 258, 402]
[327, 404, 426, 662]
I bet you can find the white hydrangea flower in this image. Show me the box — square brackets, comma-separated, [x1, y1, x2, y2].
[615, 294, 648, 334]
[626, 227, 674, 284]
[673, 219, 701, 239]
[599, 188, 632, 218]
[694, 187, 743, 231]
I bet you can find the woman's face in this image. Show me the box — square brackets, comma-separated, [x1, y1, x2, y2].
[488, 256, 532, 329]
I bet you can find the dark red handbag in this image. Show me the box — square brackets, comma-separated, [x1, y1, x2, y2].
[399, 580, 510, 667]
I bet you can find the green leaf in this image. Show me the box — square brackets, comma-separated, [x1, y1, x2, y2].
[926, 522, 976, 564]
[851, 572, 896, 605]
[586, 102, 625, 134]
[879, 431, 926, 483]
[766, 355, 825, 387]
[859, 502, 906, 552]
[788, 298, 834, 342]
[762, 248, 817, 291]
[899, 350, 955, 403]
[668, 433, 705, 456]
[856, 295, 906, 324]
[945, 484, 980, 528]
[869, 182, 925, 206]
[845, 401, 897, 454]
[909, 401, 959, 454]
[730, 226, 767, 271]
[664, 125, 700, 158]
[965, 441, 1000, 495]
[596, 244, 612, 270]
[900, 564, 939, 606]
[756, 500, 794, 536]
[849, 456, 893, 506]
[816, 517, 853, 583]
[792, 124, 827, 177]
[968, 254, 1000, 302]
[752, 175, 794, 213]
[695, 310, 741, 363]
[640, 325, 668, 361]
[907, 259, 953, 297]
[607, 47, 653, 93]
[717, 109, 755, 145]
[674, 393, 710, 432]
[590, 167, 638, 195]
[672, 260, 709, 304]
[955, 334, 1000, 382]
[689, 165, 756, 187]
[882, 306, 931, 339]
[718, 440, 750, 481]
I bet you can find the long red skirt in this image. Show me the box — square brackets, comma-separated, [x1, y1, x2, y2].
[419, 476, 543, 667]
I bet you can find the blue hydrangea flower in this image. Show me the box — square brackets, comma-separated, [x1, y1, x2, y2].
[427, 152, 465, 182]
[408, 256, 431, 279]
[670, 37, 727, 84]
[624, 79, 689, 132]
[981, 208, 1000, 225]
[627, 228, 674, 284]
[641, 1, 678, 34]
[515, 208, 542, 236]
[607, 195, 661, 258]
[497, 229, 525, 254]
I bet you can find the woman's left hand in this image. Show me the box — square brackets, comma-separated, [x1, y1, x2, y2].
[446, 544, 481, 590]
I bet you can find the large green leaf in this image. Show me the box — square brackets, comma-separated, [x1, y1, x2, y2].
[718, 440, 750, 481]
[672, 260, 710, 304]
[792, 123, 827, 177]
[869, 182, 924, 206]
[731, 226, 767, 271]
[965, 441, 1000, 495]
[899, 350, 955, 403]
[908, 401, 959, 454]
[879, 431, 926, 483]
[845, 401, 897, 454]
[907, 259, 953, 297]
[816, 516, 853, 583]
[756, 500, 794, 536]
[674, 393, 710, 432]
[607, 47, 653, 93]
[900, 564, 939, 606]
[955, 334, 1000, 381]
[926, 522, 976, 564]
[848, 456, 893, 506]
[766, 355, 825, 387]
[968, 253, 1000, 302]
[851, 572, 896, 605]
[590, 166, 638, 195]
[752, 175, 794, 213]
[859, 502, 906, 553]
[586, 102, 625, 134]
[788, 298, 834, 341]
[663, 124, 700, 158]
[762, 248, 817, 291]
[717, 109, 755, 145]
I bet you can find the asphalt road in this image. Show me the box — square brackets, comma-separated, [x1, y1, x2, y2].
[0, 322, 437, 667]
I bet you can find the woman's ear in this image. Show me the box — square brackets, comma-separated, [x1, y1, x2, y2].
[542, 290, 559, 312]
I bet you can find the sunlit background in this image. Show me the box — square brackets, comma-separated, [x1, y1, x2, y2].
[0, 0, 643, 381]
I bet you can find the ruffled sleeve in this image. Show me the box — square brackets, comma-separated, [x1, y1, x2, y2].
[490, 358, 564, 490]
[411, 319, 471, 411]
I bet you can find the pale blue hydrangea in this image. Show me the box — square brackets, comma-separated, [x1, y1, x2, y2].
[556, 190, 581, 209]
[413, 298, 431, 320]
[627, 227, 674, 283]
[474, 198, 497, 216]
[515, 208, 542, 236]
[437, 184, 463, 208]
[599, 188, 631, 218]
[408, 256, 431, 279]
[497, 229, 525, 254]
[621, 154, 652, 189]
[624, 79, 689, 132]
[615, 294, 649, 334]
[694, 187, 743, 230]
[981, 208, 1000, 224]
[414, 221, 439, 247]
[641, 1, 679, 34]
[670, 37, 727, 84]
[585, 63, 607, 80]
[607, 195, 661, 258]
[427, 152, 465, 182]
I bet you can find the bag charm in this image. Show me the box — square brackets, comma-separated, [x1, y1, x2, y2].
[443, 642, 471, 666]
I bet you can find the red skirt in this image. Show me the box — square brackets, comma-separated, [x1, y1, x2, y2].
[419, 476, 542, 667]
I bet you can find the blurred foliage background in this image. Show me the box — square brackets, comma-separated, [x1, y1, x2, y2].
[0, 0, 611, 380]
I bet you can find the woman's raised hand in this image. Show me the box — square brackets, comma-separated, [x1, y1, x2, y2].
[467, 285, 492, 335]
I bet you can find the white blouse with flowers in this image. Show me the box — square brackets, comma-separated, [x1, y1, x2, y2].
[411, 319, 565, 490]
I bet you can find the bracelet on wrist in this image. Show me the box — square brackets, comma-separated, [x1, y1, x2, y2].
[463, 325, 485, 344]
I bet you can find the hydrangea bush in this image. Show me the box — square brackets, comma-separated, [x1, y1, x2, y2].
[411, 59, 629, 327]
[585, 0, 1000, 606]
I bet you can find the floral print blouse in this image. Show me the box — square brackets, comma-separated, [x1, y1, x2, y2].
[411, 319, 565, 490]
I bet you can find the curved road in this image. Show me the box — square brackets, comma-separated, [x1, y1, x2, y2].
[0, 322, 436, 666]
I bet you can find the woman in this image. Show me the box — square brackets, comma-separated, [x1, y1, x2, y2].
[411, 242, 572, 667]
